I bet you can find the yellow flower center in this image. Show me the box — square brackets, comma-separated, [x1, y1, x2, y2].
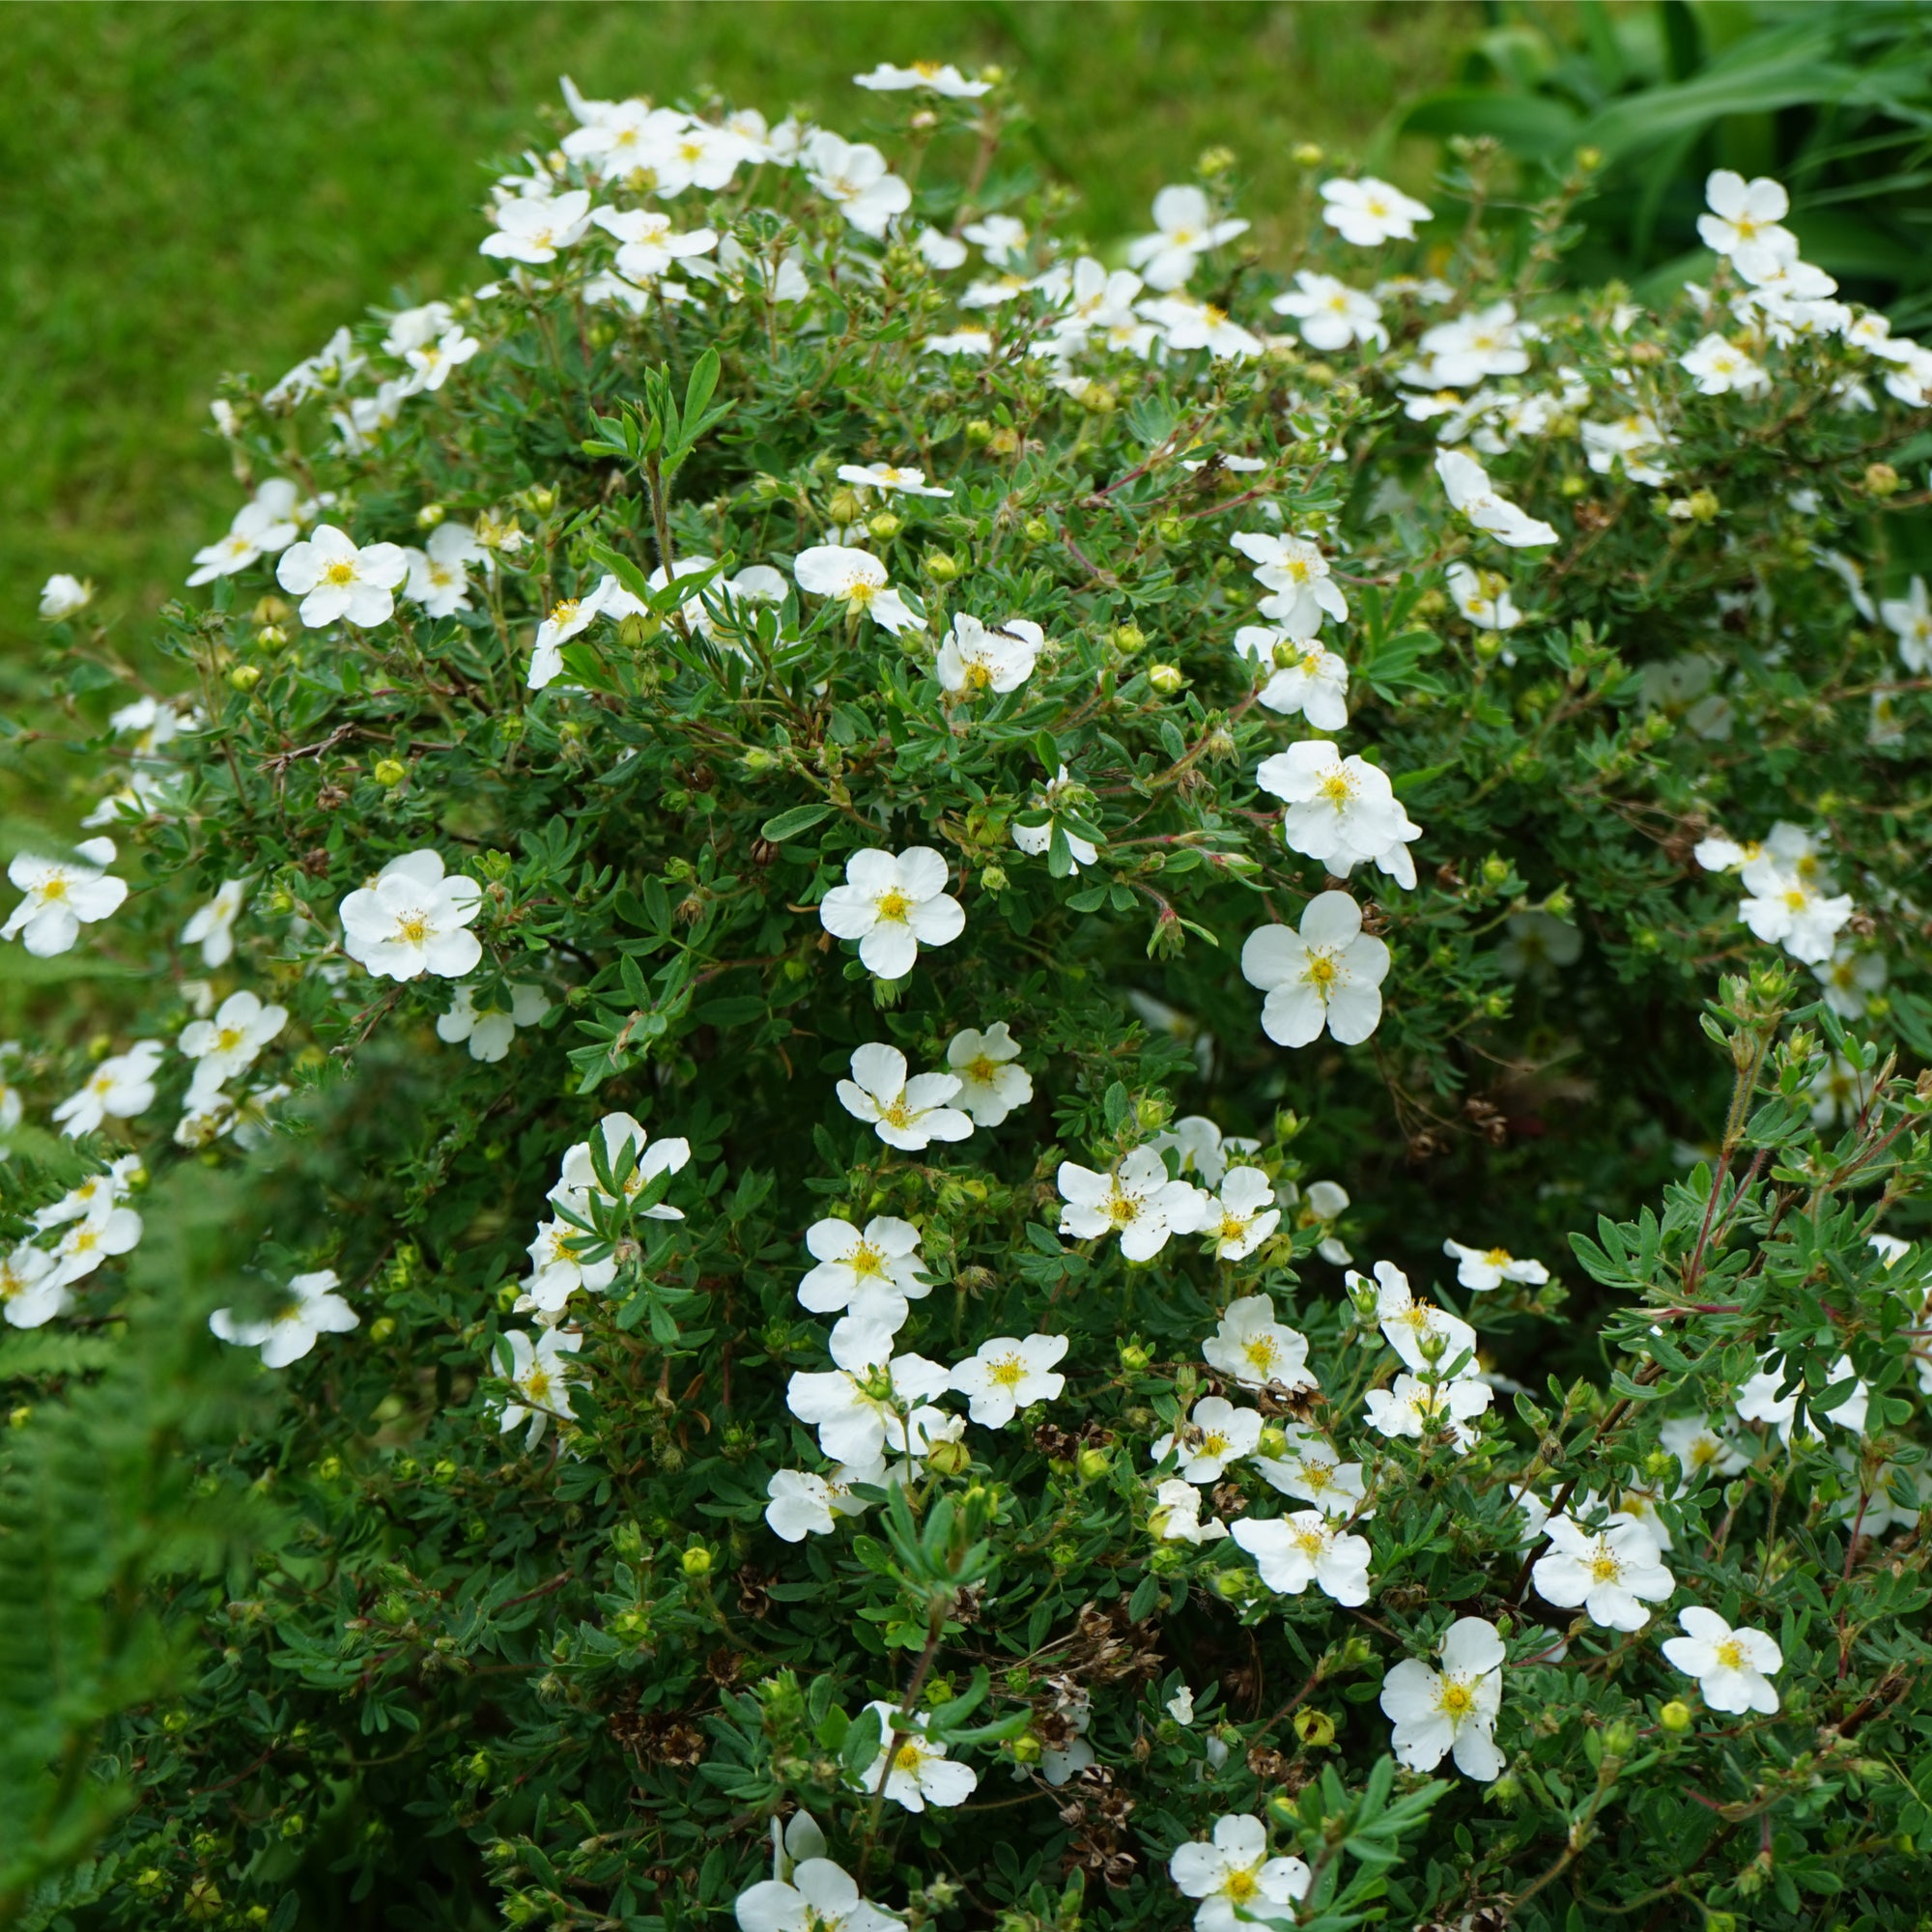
[1302, 1459, 1335, 1492]
[1485, 1247, 1511, 1266]
[1715, 1637, 1747, 1670]
[1200, 1431, 1229, 1458]
[874, 888, 912, 923]
[1589, 1552, 1623, 1584]
[1241, 1337, 1278, 1373]
[1223, 1870, 1260, 1903]
[1318, 772, 1353, 807]
[41, 877, 69, 901]
[215, 1027, 245, 1054]
[398, 916, 431, 946]
[1305, 952, 1339, 993]
[964, 1055, 998, 1085]
[987, 1353, 1028, 1388]
[893, 1742, 924, 1773]
[845, 579, 879, 610]
[70, 1229, 99, 1255]
[324, 560, 357, 586]
[550, 598, 581, 626]
[1293, 1529, 1327, 1560]
[1781, 890, 1808, 912]
[1438, 1680, 1475, 1719]
[1690, 1438, 1720, 1467]
[847, 1241, 886, 1280]
[1104, 1189, 1140, 1228]
[526, 1368, 553, 1403]
[879, 1096, 915, 1129]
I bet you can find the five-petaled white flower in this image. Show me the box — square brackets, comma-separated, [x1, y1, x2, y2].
[852, 1701, 977, 1812]
[479, 188, 593, 263]
[1241, 892, 1391, 1049]
[1662, 1606, 1783, 1715]
[1233, 1509, 1373, 1606]
[527, 574, 647, 689]
[803, 132, 912, 237]
[52, 1039, 164, 1137]
[591, 206, 719, 285]
[403, 521, 489, 618]
[1442, 1239, 1549, 1292]
[836, 461, 954, 499]
[275, 524, 410, 629]
[936, 613, 1041, 695]
[950, 1332, 1068, 1427]
[181, 879, 245, 967]
[1435, 449, 1559, 549]
[945, 1022, 1033, 1126]
[180, 990, 288, 1105]
[1203, 1293, 1314, 1390]
[187, 479, 304, 584]
[0, 1243, 65, 1330]
[762, 1465, 881, 1546]
[787, 1321, 952, 1466]
[1879, 576, 1932, 672]
[1696, 170, 1797, 272]
[524, 1191, 619, 1312]
[1256, 742, 1421, 887]
[836, 1043, 974, 1151]
[1532, 1513, 1675, 1631]
[554, 1112, 690, 1218]
[818, 847, 964, 979]
[494, 1326, 582, 1447]
[1680, 333, 1770, 397]
[1271, 270, 1388, 351]
[1235, 627, 1350, 730]
[1126, 185, 1249, 292]
[1255, 1434, 1368, 1518]
[793, 544, 923, 634]
[1321, 176, 1433, 246]
[1737, 856, 1854, 966]
[4, 837, 128, 957]
[40, 573, 93, 620]
[1153, 1395, 1264, 1484]
[1661, 1413, 1749, 1487]
[212, 1269, 358, 1368]
[1362, 1260, 1478, 1376]
[1151, 1476, 1229, 1545]
[1010, 764, 1099, 873]
[1380, 1617, 1506, 1780]
[1058, 1147, 1209, 1261]
[400, 326, 480, 393]
[47, 1201, 144, 1289]
[854, 59, 991, 98]
[799, 1215, 930, 1327]
[1200, 1170, 1283, 1263]
[733, 1855, 901, 1932]
[1230, 529, 1348, 633]
[438, 980, 549, 1062]
[1446, 562, 1523, 631]
[1168, 1812, 1311, 1932]
[339, 849, 483, 980]
[1363, 1373, 1493, 1452]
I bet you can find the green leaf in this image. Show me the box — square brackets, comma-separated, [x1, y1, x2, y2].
[760, 804, 834, 842]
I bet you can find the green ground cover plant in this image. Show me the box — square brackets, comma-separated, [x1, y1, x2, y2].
[7, 39, 1932, 1932]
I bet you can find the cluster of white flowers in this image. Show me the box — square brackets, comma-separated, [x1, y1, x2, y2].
[2, 1153, 146, 1331]
[1694, 822, 1857, 968]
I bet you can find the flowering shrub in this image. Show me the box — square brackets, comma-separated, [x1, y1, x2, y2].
[10, 61, 1932, 1932]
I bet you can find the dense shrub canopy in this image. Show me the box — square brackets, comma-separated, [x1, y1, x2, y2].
[7, 60, 1932, 1932]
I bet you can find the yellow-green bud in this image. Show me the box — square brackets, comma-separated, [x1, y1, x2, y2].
[1340, 1634, 1374, 1669]
[923, 549, 961, 582]
[1543, 886, 1573, 919]
[980, 863, 1008, 894]
[1293, 1708, 1336, 1747]
[1009, 1733, 1043, 1764]
[1111, 623, 1147, 654]
[255, 623, 287, 650]
[964, 419, 994, 446]
[314, 1455, 342, 1482]
[1119, 1341, 1151, 1374]
[1658, 1700, 1692, 1733]
[369, 1316, 396, 1343]
[680, 1546, 713, 1579]
[228, 664, 262, 693]
[867, 511, 902, 540]
[416, 502, 447, 528]
[1023, 517, 1052, 543]
[1864, 462, 1902, 497]
[925, 1437, 971, 1477]
[1156, 515, 1187, 543]
[1481, 856, 1510, 887]
[1197, 145, 1236, 178]
[1687, 487, 1719, 522]
[828, 488, 864, 523]
[373, 757, 408, 787]
[1258, 1425, 1290, 1460]
[1603, 1719, 1636, 1758]
[1076, 1445, 1111, 1482]
[1558, 472, 1589, 497]
[1148, 663, 1184, 695]
[1212, 1570, 1248, 1601]
[7, 1406, 28, 1430]
[1292, 142, 1324, 166]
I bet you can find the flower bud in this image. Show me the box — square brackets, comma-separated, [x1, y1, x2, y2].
[980, 863, 1008, 894]
[1009, 1733, 1042, 1764]
[372, 757, 408, 787]
[1076, 1445, 1111, 1482]
[1148, 663, 1184, 695]
[1687, 487, 1719, 522]
[416, 502, 447, 528]
[369, 1316, 396, 1344]
[679, 1546, 713, 1578]
[923, 549, 961, 581]
[1023, 517, 1052, 543]
[1258, 1426, 1290, 1460]
[867, 511, 902, 540]
[1340, 1634, 1374, 1670]
[1118, 1341, 1151, 1374]
[1293, 1708, 1336, 1747]
[1111, 623, 1147, 655]
[1543, 885, 1573, 919]
[255, 623, 287, 650]
[1602, 1719, 1636, 1758]
[7, 1406, 28, 1430]
[1864, 462, 1901, 497]
[964, 418, 994, 445]
[1658, 1699, 1692, 1733]
[1156, 515, 1187, 543]
[925, 1437, 971, 1476]
[1559, 472, 1589, 497]
[1481, 855, 1510, 887]
[1212, 1570, 1248, 1601]
[1292, 142, 1324, 166]
[228, 664, 262, 693]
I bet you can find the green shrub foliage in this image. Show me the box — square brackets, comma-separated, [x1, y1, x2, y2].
[8, 64, 1932, 1932]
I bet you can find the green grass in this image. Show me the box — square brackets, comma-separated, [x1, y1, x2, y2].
[0, 0, 1468, 667]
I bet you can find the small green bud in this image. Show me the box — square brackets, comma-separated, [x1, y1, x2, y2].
[1864, 462, 1902, 497]
[314, 1455, 342, 1482]
[1291, 142, 1324, 166]
[255, 623, 287, 650]
[1602, 1719, 1636, 1758]
[867, 510, 902, 540]
[923, 549, 961, 582]
[1258, 1426, 1290, 1460]
[1111, 623, 1146, 655]
[369, 1317, 396, 1345]
[1559, 472, 1589, 497]
[431, 1459, 458, 1486]
[1148, 663, 1184, 695]
[1481, 856, 1510, 887]
[279, 1812, 307, 1840]
[1576, 145, 1604, 172]
[1340, 1634, 1374, 1670]
[1687, 487, 1719, 522]
[416, 501, 446, 527]
[1293, 1708, 1336, 1748]
[1212, 1569, 1248, 1601]
[1009, 1733, 1043, 1765]
[372, 757, 407, 787]
[1658, 1700, 1692, 1733]
[1023, 517, 1052, 543]
[924, 1437, 971, 1477]
[1119, 1341, 1151, 1374]
[680, 1546, 714, 1579]
[1543, 885, 1574, 919]
[227, 664, 262, 693]
[964, 419, 994, 446]
[980, 863, 1009, 894]
[1076, 1445, 1111, 1482]
[1049, 1543, 1078, 1570]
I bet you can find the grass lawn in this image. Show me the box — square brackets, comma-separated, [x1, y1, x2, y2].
[0, 0, 1466, 677]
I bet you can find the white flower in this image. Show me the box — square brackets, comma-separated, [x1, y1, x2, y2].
[1241, 893, 1391, 1049]
[1168, 1812, 1311, 1932]
[1142, 294, 1264, 360]
[1200, 1170, 1284, 1263]
[398, 326, 479, 394]
[181, 880, 245, 967]
[1661, 1413, 1749, 1487]
[799, 1215, 929, 1326]
[403, 521, 488, 618]
[1442, 1239, 1548, 1292]
[836, 461, 953, 501]
[792, 544, 923, 634]
[1680, 332, 1770, 396]
[1057, 1147, 1209, 1261]
[34, 1154, 141, 1232]
[40, 573, 92, 620]
[1735, 1351, 1866, 1441]
[1813, 944, 1886, 1021]
[1230, 529, 1348, 632]
[554, 1113, 689, 1218]
[1126, 185, 1249, 291]
[1203, 1293, 1314, 1388]
[950, 1333, 1068, 1427]
[1271, 270, 1387, 351]
[803, 132, 911, 237]
[854, 59, 990, 98]
[1363, 1373, 1492, 1452]
[1879, 576, 1932, 672]
[1233, 1510, 1373, 1606]
[0, 1241, 66, 1329]
[1662, 1606, 1782, 1715]
[818, 847, 963, 979]
[590, 206, 719, 286]
[1010, 764, 1099, 873]
[1153, 1395, 1263, 1484]
[1697, 170, 1796, 267]
[1737, 865, 1853, 966]
[935, 612, 1040, 695]
[852, 1701, 977, 1812]
[381, 300, 454, 356]
[275, 524, 410, 629]
[187, 479, 304, 584]
[479, 188, 592, 263]
[46, 1203, 143, 1289]
[1284, 1178, 1353, 1264]
[4, 837, 128, 956]
[494, 1326, 582, 1447]
[1417, 301, 1529, 385]
[52, 1039, 165, 1137]
[1320, 176, 1432, 246]
[835, 1043, 973, 1151]
[1362, 1260, 1478, 1376]
[1150, 1116, 1258, 1188]
[1379, 1617, 1506, 1780]
[436, 980, 549, 1062]
[264, 325, 364, 408]
[961, 213, 1028, 265]
[339, 849, 483, 981]
[735, 1858, 899, 1932]
[211, 1269, 357, 1369]
[944, 1023, 1032, 1127]
[524, 1191, 618, 1312]
[1445, 562, 1523, 630]
[649, 557, 787, 643]
[916, 226, 969, 270]
[527, 575, 647, 688]
[923, 325, 994, 356]
[1531, 1514, 1675, 1631]
[1254, 1435, 1368, 1518]
[1235, 628, 1350, 730]
[787, 1322, 952, 1470]
[1151, 1477, 1228, 1545]
[181, 986, 286, 1091]
[1435, 449, 1558, 548]
[762, 1466, 878, 1545]
[1256, 742, 1421, 887]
